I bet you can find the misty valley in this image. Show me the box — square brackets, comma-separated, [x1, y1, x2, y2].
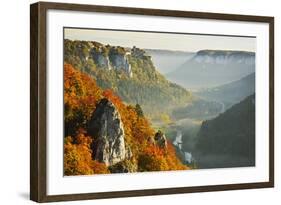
[147, 49, 255, 169]
[63, 35, 255, 175]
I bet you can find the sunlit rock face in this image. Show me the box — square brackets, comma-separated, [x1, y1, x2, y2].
[88, 98, 126, 166]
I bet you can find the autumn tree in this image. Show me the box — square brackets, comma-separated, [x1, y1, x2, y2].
[135, 104, 144, 117]
[64, 63, 103, 136]
[63, 63, 189, 175]
[138, 142, 188, 172]
[64, 134, 95, 175]
[64, 131, 109, 176]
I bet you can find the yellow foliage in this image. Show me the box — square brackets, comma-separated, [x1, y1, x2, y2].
[64, 63, 189, 175]
[64, 63, 103, 133]
[138, 143, 188, 172]
[160, 113, 172, 125]
[64, 133, 109, 176]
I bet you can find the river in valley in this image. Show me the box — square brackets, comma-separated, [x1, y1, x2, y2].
[172, 129, 194, 164]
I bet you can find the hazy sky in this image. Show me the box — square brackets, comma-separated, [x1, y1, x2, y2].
[64, 28, 256, 52]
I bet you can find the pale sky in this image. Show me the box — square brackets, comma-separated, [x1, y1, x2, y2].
[64, 28, 256, 52]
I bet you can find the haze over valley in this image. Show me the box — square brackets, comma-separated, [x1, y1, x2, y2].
[141, 46, 256, 168]
[64, 28, 256, 174]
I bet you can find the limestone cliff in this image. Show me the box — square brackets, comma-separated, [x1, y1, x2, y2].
[64, 39, 133, 77]
[87, 98, 127, 166]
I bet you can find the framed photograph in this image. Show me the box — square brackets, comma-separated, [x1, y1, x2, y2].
[30, 1, 274, 202]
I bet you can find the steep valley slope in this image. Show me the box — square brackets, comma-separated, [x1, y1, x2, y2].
[64, 39, 193, 117]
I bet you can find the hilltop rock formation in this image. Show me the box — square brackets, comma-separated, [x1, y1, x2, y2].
[87, 98, 127, 166]
[109, 52, 132, 77]
[193, 50, 255, 65]
[64, 39, 193, 115]
[65, 39, 133, 77]
[91, 50, 112, 70]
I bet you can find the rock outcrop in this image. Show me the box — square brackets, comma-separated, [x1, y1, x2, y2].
[193, 50, 255, 65]
[146, 131, 168, 148]
[81, 41, 134, 77]
[132, 46, 146, 58]
[87, 98, 126, 166]
[109, 53, 132, 77]
[154, 130, 168, 149]
[64, 39, 193, 117]
[91, 52, 112, 70]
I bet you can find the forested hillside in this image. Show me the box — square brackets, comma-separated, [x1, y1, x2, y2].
[63, 38, 256, 173]
[64, 39, 192, 116]
[194, 94, 255, 168]
[63, 63, 189, 175]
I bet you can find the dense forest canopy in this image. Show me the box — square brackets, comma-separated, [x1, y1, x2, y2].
[63, 63, 189, 175]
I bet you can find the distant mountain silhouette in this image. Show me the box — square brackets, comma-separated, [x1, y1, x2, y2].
[167, 50, 255, 89]
[196, 72, 255, 109]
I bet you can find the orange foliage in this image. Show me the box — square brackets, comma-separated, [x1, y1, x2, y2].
[102, 91, 154, 154]
[138, 142, 188, 172]
[132, 117, 154, 145]
[91, 160, 110, 174]
[102, 89, 123, 109]
[64, 63, 189, 175]
[64, 132, 109, 176]
[64, 63, 103, 135]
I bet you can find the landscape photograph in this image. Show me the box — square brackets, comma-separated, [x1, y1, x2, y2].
[63, 28, 256, 176]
